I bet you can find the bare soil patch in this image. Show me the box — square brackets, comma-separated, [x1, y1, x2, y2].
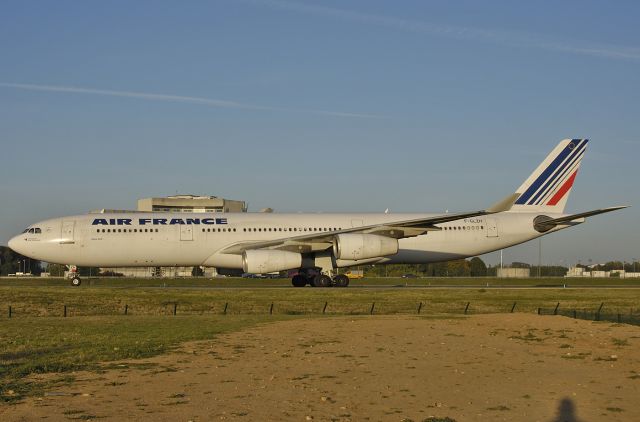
[2, 314, 640, 421]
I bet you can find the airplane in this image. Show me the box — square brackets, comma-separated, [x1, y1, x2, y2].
[8, 139, 627, 287]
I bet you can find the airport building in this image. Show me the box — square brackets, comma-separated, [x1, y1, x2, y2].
[137, 195, 247, 213]
[566, 267, 640, 278]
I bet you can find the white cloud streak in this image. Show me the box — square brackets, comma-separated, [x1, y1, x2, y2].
[0, 82, 383, 119]
[249, 0, 640, 61]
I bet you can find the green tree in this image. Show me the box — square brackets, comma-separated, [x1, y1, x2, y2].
[446, 259, 470, 276]
[46, 263, 67, 276]
[469, 257, 487, 277]
[0, 246, 42, 275]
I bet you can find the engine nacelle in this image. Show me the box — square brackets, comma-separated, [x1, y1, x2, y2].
[332, 234, 398, 261]
[242, 250, 302, 274]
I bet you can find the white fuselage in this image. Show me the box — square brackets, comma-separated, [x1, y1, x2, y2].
[8, 211, 568, 269]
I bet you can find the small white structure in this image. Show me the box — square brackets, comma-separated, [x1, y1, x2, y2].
[497, 268, 530, 278]
[566, 267, 586, 277]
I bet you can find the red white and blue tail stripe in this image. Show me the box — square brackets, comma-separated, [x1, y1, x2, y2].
[512, 139, 588, 213]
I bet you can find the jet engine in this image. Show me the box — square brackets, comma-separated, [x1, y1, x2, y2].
[242, 250, 302, 274]
[332, 234, 398, 261]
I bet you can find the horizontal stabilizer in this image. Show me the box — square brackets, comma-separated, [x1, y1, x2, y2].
[534, 206, 628, 232]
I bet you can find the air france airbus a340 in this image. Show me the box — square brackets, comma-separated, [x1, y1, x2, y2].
[8, 139, 626, 287]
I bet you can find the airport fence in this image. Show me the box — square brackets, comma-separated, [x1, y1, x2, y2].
[4, 298, 640, 327]
[537, 302, 640, 325]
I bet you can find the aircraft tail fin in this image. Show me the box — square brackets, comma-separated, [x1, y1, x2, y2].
[511, 139, 588, 213]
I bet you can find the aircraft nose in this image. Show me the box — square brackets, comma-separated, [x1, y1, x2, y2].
[8, 235, 22, 253]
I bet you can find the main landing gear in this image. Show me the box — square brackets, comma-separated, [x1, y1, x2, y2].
[291, 271, 350, 288]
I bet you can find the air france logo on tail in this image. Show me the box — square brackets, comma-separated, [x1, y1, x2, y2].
[514, 139, 588, 210]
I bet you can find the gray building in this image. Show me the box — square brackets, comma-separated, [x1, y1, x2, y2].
[137, 195, 247, 213]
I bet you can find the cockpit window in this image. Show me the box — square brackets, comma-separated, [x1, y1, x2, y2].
[25, 228, 41, 234]
[35, 228, 41, 234]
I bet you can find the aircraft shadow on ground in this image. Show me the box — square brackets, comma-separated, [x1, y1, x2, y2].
[550, 398, 585, 422]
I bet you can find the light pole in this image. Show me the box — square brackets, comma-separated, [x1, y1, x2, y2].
[538, 238, 542, 278]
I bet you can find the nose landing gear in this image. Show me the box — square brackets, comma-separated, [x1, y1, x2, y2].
[67, 265, 81, 286]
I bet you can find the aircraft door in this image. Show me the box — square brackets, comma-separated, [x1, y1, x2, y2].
[61, 221, 75, 244]
[485, 218, 498, 237]
[180, 225, 193, 241]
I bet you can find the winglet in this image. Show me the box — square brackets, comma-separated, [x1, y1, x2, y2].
[486, 193, 520, 213]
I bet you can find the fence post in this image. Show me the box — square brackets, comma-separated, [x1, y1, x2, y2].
[269, 303, 274, 315]
[173, 303, 177, 316]
[370, 302, 375, 315]
[322, 302, 328, 314]
[8, 306, 11, 318]
[417, 302, 423, 314]
[554, 302, 560, 315]
[511, 302, 517, 313]
[64, 305, 67, 318]
[124, 304, 128, 315]
[618, 313, 622, 323]
[537, 307, 541, 315]
[596, 302, 604, 321]
[223, 302, 228, 315]
[573, 309, 577, 319]
[464, 302, 470, 315]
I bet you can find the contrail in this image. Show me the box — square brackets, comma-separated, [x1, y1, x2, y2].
[248, 0, 640, 61]
[0, 82, 383, 119]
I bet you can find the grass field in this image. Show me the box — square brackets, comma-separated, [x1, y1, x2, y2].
[2, 278, 640, 404]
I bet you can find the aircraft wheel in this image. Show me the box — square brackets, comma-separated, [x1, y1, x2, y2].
[312, 274, 332, 288]
[333, 274, 349, 287]
[70, 277, 82, 287]
[291, 274, 307, 287]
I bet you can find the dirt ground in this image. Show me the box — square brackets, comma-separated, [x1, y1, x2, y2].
[3, 314, 640, 421]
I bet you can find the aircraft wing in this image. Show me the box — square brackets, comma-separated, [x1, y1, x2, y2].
[534, 205, 628, 232]
[219, 193, 520, 255]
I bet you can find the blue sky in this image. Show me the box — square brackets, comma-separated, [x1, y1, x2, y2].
[1, 0, 638, 266]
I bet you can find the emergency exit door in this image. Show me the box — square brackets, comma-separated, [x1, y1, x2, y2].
[61, 221, 75, 244]
[180, 225, 193, 241]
